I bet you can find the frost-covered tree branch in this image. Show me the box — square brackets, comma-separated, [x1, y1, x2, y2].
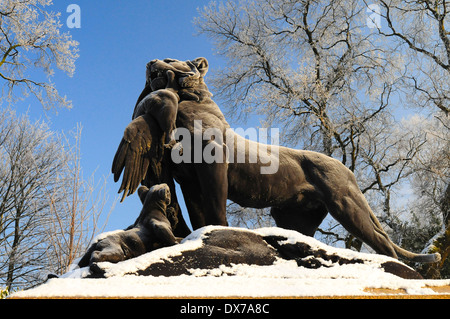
[0, 109, 111, 291]
[0, 0, 79, 110]
[196, 0, 396, 158]
[373, 0, 450, 114]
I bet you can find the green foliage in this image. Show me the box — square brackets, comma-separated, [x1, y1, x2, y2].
[1, 287, 9, 299]
[401, 214, 442, 254]
[1, 286, 23, 299]
[417, 226, 450, 279]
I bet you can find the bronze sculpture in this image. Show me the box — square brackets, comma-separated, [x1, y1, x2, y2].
[111, 57, 440, 264]
[78, 183, 178, 270]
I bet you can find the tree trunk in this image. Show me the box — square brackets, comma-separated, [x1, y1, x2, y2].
[6, 208, 22, 290]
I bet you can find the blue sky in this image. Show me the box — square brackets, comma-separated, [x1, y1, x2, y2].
[13, 0, 231, 232]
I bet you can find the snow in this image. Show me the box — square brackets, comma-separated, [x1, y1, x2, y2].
[10, 226, 450, 298]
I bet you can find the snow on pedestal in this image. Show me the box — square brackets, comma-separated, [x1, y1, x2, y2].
[10, 226, 450, 298]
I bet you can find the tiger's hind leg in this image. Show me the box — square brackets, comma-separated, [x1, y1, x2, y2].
[270, 202, 328, 237]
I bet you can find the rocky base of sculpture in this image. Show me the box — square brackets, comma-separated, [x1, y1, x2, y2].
[85, 226, 422, 280]
[11, 226, 450, 298]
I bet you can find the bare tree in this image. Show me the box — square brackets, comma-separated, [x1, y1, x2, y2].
[370, 0, 450, 277]
[196, 0, 399, 156]
[0, 0, 79, 110]
[227, 203, 275, 229]
[45, 125, 115, 276]
[401, 115, 450, 278]
[0, 108, 68, 290]
[0, 109, 110, 291]
[374, 0, 449, 115]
